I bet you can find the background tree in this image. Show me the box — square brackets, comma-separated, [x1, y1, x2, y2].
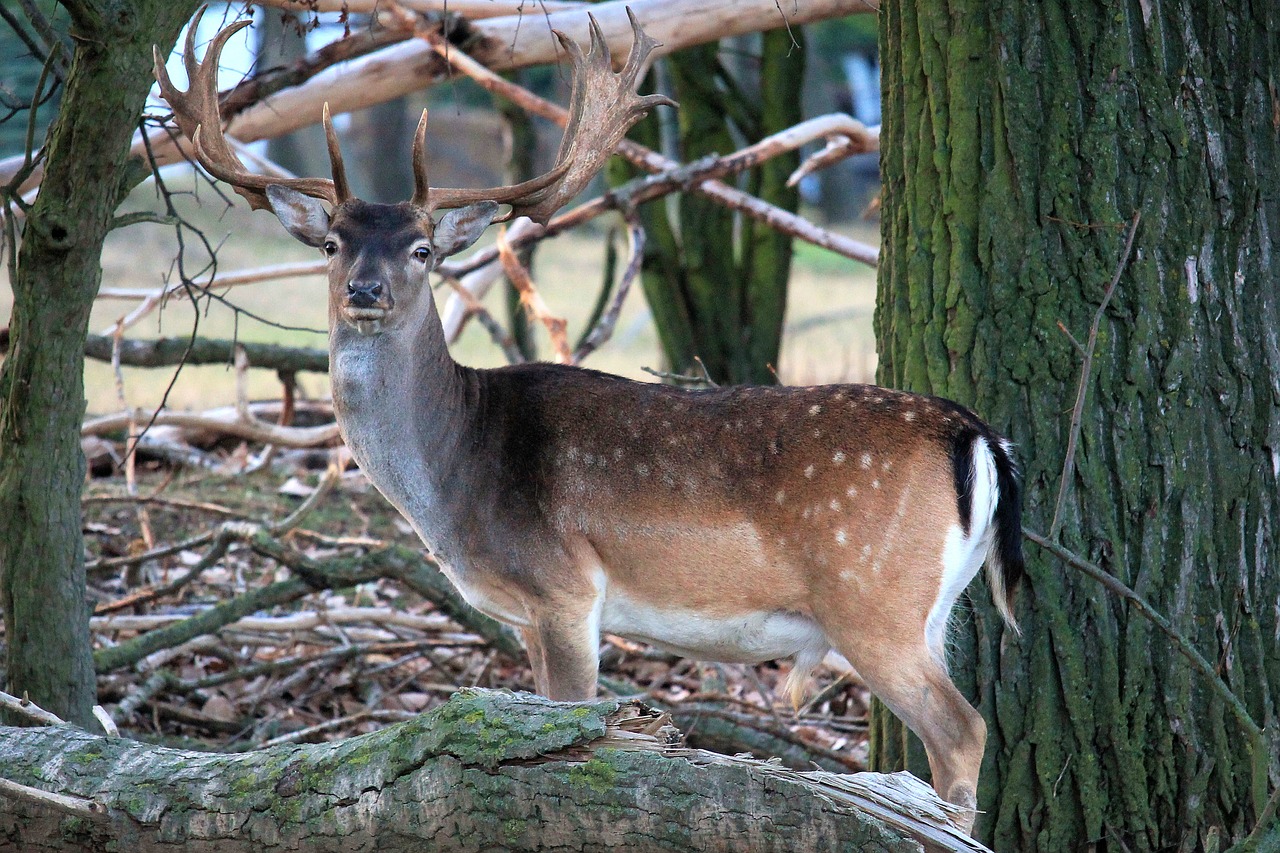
[612, 28, 804, 386]
[0, 0, 199, 725]
[871, 0, 1279, 849]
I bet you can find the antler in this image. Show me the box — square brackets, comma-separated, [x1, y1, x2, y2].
[156, 8, 672, 220]
[416, 9, 676, 223]
[154, 7, 348, 211]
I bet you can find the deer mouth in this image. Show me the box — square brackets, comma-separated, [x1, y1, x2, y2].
[345, 306, 388, 321]
[342, 304, 391, 335]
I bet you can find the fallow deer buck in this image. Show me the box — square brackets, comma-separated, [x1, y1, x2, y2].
[157, 9, 1024, 831]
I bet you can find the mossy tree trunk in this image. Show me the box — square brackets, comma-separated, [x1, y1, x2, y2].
[612, 29, 803, 386]
[0, 691, 966, 853]
[873, 0, 1279, 849]
[0, 0, 199, 726]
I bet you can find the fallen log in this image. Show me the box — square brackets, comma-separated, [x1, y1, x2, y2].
[0, 690, 986, 853]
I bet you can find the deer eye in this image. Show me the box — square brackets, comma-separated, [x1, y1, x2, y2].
[322, 240, 338, 258]
[412, 246, 432, 263]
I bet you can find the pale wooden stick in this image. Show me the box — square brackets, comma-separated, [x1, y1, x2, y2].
[254, 0, 587, 16]
[82, 409, 341, 449]
[496, 228, 571, 364]
[91, 607, 453, 634]
[98, 261, 325, 335]
[0, 690, 66, 726]
[0, 778, 109, 822]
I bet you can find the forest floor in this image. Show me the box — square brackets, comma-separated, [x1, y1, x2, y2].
[82, 457, 872, 770]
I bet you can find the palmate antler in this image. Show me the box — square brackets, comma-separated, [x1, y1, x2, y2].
[155, 7, 675, 223]
[154, 8, 346, 211]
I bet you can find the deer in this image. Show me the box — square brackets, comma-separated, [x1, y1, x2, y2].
[156, 9, 1024, 833]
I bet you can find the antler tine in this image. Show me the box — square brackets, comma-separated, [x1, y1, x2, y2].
[421, 14, 673, 223]
[154, 8, 338, 211]
[413, 104, 569, 214]
[322, 103, 352, 204]
[620, 7, 663, 87]
[411, 109, 431, 207]
[506, 13, 675, 225]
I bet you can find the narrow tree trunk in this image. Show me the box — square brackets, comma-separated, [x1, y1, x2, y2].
[873, 0, 1279, 849]
[0, 1, 199, 726]
[614, 29, 803, 386]
[0, 691, 978, 853]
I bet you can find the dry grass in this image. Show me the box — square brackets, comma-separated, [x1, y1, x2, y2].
[0, 172, 879, 416]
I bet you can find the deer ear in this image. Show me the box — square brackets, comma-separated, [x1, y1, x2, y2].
[432, 202, 500, 260]
[267, 185, 331, 248]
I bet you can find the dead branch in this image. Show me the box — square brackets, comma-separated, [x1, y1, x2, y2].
[427, 32, 878, 268]
[571, 208, 644, 363]
[98, 260, 324, 336]
[84, 332, 332, 380]
[0, 691, 65, 727]
[82, 408, 341, 449]
[254, 0, 587, 15]
[2, 0, 871, 196]
[1048, 211, 1141, 538]
[496, 228, 571, 363]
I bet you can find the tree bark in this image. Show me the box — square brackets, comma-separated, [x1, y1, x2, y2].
[873, 0, 1279, 850]
[0, 691, 982, 853]
[0, 0, 200, 726]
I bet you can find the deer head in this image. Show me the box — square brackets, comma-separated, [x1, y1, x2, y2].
[156, 7, 673, 337]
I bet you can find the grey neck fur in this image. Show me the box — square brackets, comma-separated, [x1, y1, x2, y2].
[328, 291, 474, 554]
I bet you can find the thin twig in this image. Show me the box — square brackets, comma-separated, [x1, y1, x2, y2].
[572, 208, 644, 363]
[1048, 211, 1141, 538]
[1023, 527, 1260, 742]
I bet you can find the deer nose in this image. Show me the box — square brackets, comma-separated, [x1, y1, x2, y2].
[346, 280, 383, 308]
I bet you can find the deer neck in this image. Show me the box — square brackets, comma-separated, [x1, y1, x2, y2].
[328, 295, 475, 548]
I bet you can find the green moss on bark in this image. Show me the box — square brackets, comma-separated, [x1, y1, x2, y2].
[875, 0, 1279, 849]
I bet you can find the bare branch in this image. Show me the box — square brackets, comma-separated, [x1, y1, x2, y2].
[1, 0, 871, 193]
[1048, 212, 1141, 539]
[496, 228, 571, 363]
[0, 690, 65, 726]
[0, 777, 108, 823]
[572, 208, 643, 364]
[82, 409, 341, 449]
[253, 0, 588, 15]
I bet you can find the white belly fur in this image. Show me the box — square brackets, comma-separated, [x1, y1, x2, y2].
[600, 587, 828, 665]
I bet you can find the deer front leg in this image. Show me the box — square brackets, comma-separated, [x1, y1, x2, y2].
[521, 602, 601, 702]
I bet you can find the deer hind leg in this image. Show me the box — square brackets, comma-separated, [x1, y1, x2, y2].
[826, 628, 987, 834]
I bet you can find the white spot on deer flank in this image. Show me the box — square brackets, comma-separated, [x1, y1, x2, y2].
[613, 447, 624, 461]
[903, 410, 917, 422]
[775, 490, 786, 505]
[872, 479, 881, 489]
[635, 463, 650, 477]
[833, 451, 846, 464]
[829, 499, 842, 513]
[860, 453, 873, 469]
[567, 446, 579, 461]
[846, 486, 858, 498]
[804, 464, 815, 478]
[860, 543, 872, 562]
[809, 404, 823, 416]
[836, 529, 848, 546]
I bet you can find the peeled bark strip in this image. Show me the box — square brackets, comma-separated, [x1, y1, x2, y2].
[0, 691, 983, 853]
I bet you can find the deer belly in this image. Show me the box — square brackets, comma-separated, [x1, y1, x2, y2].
[599, 590, 827, 664]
